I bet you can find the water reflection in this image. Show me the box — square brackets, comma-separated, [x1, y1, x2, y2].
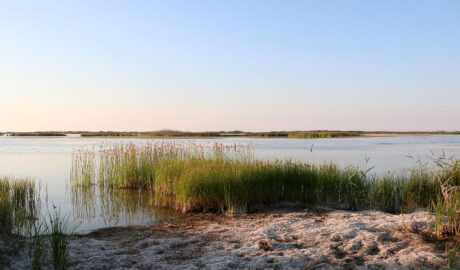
[71, 184, 175, 231]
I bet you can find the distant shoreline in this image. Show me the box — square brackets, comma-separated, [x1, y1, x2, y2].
[2, 130, 459, 139]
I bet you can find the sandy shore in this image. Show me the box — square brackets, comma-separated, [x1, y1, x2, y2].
[4, 209, 456, 269]
[70, 209, 451, 269]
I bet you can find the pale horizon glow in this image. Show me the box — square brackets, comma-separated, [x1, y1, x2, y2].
[1, 1, 459, 132]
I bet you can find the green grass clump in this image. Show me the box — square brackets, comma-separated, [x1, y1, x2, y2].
[0, 177, 40, 269]
[29, 222, 47, 270]
[0, 177, 70, 269]
[428, 157, 459, 239]
[71, 143, 452, 215]
[0, 177, 39, 236]
[26, 212, 70, 270]
[48, 212, 70, 270]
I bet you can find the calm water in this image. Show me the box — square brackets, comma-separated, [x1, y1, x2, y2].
[0, 135, 459, 232]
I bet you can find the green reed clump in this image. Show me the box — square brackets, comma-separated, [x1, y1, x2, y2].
[29, 222, 47, 270]
[0, 177, 71, 269]
[71, 149, 96, 187]
[48, 212, 70, 270]
[0, 177, 39, 236]
[446, 243, 460, 269]
[71, 142, 453, 215]
[428, 157, 459, 239]
[0, 177, 40, 269]
[25, 212, 71, 270]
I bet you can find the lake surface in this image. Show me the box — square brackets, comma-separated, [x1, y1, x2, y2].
[0, 135, 459, 232]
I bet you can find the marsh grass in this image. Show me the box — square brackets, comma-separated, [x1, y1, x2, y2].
[0, 177, 41, 269]
[446, 242, 460, 269]
[0, 177, 39, 236]
[0, 177, 70, 269]
[26, 212, 71, 270]
[47, 211, 70, 270]
[29, 222, 47, 270]
[428, 157, 459, 240]
[71, 143, 451, 214]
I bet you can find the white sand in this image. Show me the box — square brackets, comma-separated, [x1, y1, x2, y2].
[3, 209, 456, 269]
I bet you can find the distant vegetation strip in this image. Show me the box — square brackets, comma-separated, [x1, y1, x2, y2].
[79, 130, 364, 138]
[368, 131, 460, 135]
[74, 130, 460, 137]
[288, 131, 363, 138]
[3, 130, 459, 137]
[7, 132, 67, 136]
[80, 131, 139, 137]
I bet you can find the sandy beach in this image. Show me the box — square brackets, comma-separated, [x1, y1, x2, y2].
[4, 209, 452, 270]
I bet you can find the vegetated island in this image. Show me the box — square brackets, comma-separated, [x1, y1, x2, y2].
[77, 129, 460, 138]
[6, 132, 67, 136]
[79, 130, 362, 138]
[3, 130, 460, 138]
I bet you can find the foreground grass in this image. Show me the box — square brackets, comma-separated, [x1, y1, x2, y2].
[0, 177, 70, 269]
[0, 177, 39, 236]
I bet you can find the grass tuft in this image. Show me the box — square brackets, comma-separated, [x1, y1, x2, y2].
[428, 156, 459, 239]
[70, 143, 452, 213]
[0, 177, 39, 236]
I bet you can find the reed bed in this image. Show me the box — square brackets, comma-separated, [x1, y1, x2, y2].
[71, 142, 459, 239]
[428, 157, 459, 240]
[70, 143, 446, 212]
[0, 177, 70, 269]
[0, 177, 39, 236]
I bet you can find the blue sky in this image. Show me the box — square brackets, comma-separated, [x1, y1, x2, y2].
[1, 1, 459, 131]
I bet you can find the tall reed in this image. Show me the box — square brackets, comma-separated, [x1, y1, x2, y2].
[428, 157, 459, 239]
[0, 177, 71, 269]
[0, 177, 39, 236]
[47, 211, 70, 270]
[71, 142, 451, 214]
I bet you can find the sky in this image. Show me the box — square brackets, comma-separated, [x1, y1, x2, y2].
[0, 1, 459, 132]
